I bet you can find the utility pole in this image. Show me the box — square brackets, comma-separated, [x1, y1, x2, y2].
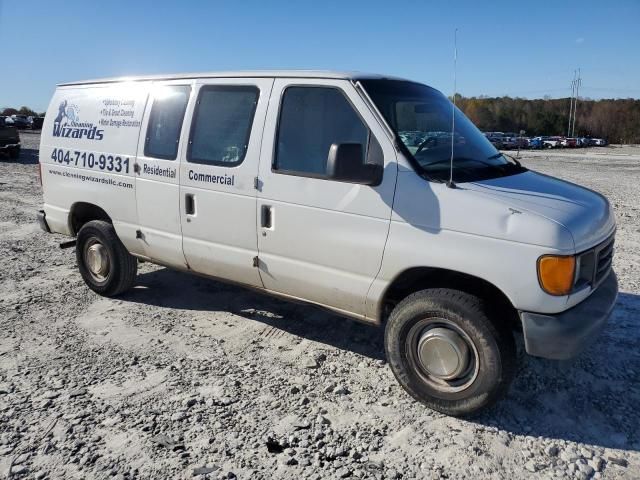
[571, 69, 582, 138]
[567, 71, 576, 137]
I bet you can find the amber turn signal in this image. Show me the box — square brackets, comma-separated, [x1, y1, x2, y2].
[537, 255, 576, 296]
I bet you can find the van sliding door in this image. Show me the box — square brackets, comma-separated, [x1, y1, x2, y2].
[134, 81, 193, 268]
[179, 78, 274, 287]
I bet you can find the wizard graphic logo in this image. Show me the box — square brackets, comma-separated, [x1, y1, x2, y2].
[53, 100, 104, 140]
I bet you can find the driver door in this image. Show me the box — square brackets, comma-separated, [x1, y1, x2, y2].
[255, 78, 398, 318]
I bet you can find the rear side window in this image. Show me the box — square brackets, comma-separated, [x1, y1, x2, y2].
[144, 85, 191, 160]
[274, 87, 369, 176]
[188, 86, 259, 166]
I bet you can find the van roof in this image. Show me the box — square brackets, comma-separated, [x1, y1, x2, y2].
[58, 70, 411, 87]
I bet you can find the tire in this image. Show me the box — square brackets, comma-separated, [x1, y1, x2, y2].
[76, 220, 137, 297]
[385, 289, 515, 417]
[9, 147, 20, 160]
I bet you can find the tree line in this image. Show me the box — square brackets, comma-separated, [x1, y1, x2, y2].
[2, 107, 45, 117]
[455, 95, 640, 144]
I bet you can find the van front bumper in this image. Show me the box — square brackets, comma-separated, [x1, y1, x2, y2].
[520, 271, 618, 360]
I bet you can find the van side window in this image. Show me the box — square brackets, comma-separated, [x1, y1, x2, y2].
[274, 87, 370, 176]
[144, 85, 191, 160]
[188, 86, 259, 166]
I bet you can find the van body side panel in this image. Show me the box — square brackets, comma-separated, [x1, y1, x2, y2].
[179, 78, 274, 288]
[256, 79, 397, 317]
[40, 83, 149, 253]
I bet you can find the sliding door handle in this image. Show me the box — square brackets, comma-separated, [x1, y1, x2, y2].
[261, 205, 273, 229]
[185, 194, 196, 215]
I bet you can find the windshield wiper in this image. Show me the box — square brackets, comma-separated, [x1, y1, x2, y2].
[487, 152, 523, 168]
[420, 157, 511, 183]
[424, 157, 504, 170]
[419, 156, 525, 183]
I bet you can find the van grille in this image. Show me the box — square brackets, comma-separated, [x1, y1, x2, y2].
[594, 236, 615, 284]
[576, 234, 615, 290]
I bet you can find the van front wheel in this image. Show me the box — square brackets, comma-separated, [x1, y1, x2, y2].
[385, 289, 515, 417]
[76, 220, 137, 297]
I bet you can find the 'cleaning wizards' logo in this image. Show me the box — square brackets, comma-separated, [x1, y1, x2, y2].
[53, 100, 104, 140]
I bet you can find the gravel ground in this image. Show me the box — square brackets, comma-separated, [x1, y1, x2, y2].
[1, 132, 638, 480]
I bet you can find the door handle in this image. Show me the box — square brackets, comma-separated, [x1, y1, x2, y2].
[261, 205, 273, 229]
[185, 194, 196, 215]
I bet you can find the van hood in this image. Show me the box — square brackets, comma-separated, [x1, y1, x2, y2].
[465, 171, 615, 252]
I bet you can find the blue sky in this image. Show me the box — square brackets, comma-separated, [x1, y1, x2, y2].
[1, 0, 639, 111]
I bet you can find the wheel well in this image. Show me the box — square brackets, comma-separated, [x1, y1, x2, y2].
[69, 203, 111, 235]
[381, 267, 520, 331]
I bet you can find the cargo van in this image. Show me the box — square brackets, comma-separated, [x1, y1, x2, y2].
[38, 71, 618, 416]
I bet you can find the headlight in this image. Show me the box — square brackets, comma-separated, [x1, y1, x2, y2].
[537, 255, 576, 296]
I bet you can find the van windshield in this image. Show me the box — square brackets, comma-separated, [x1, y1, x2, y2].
[360, 79, 526, 183]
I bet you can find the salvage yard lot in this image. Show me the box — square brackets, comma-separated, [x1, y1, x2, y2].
[1, 132, 638, 479]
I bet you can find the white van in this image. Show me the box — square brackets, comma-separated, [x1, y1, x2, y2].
[38, 71, 617, 416]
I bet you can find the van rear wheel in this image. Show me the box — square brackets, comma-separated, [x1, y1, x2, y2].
[385, 289, 515, 417]
[76, 220, 137, 297]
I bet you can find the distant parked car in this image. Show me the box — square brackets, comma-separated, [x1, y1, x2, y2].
[543, 136, 562, 148]
[5, 115, 32, 129]
[561, 138, 578, 148]
[591, 138, 607, 146]
[484, 131, 505, 138]
[31, 117, 45, 130]
[501, 137, 518, 150]
[0, 117, 21, 159]
[529, 137, 544, 149]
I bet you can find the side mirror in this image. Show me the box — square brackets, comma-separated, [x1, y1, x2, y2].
[326, 143, 382, 186]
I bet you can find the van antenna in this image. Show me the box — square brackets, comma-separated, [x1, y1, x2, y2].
[447, 28, 458, 189]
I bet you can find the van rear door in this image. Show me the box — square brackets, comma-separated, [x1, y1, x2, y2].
[179, 78, 274, 287]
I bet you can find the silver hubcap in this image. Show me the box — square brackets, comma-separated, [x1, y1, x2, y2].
[407, 319, 480, 393]
[417, 327, 470, 380]
[85, 240, 109, 281]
